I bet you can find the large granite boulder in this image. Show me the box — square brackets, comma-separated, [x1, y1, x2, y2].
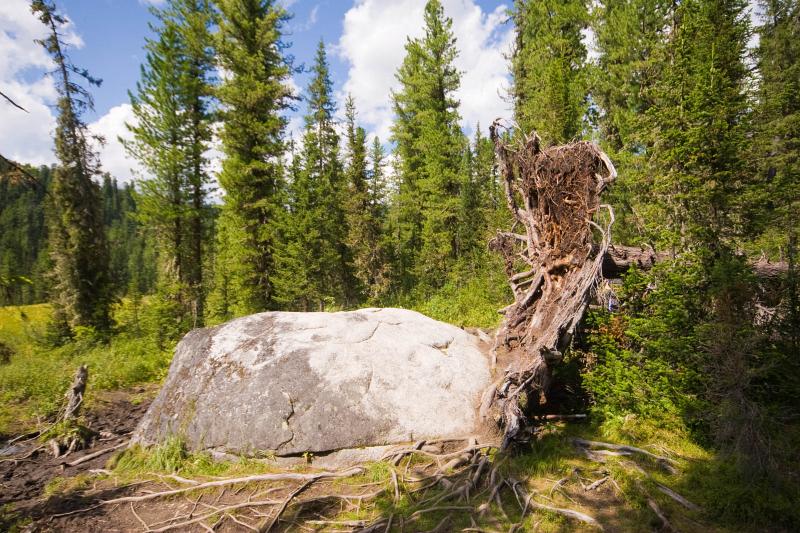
[132, 308, 491, 455]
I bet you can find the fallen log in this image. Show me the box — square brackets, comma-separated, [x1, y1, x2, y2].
[601, 244, 789, 280]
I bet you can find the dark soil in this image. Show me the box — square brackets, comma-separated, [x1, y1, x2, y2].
[0, 388, 152, 531]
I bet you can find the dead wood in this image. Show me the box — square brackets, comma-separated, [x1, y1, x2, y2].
[485, 123, 617, 448]
[585, 475, 609, 491]
[602, 245, 789, 280]
[63, 441, 127, 467]
[63, 364, 88, 421]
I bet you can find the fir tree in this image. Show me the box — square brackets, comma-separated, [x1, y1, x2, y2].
[592, 0, 672, 244]
[593, 0, 670, 151]
[32, 0, 113, 334]
[209, 0, 294, 319]
[275, 41, 350, 309]
[645, 0, 752, 251]
[124, 0, 214, 330]
[752, 0, 800, 254]
[344, 96, 388, 301]
[391, 0, 465, 291]
[456, 126, 498, 271]
[0, 164, 50, 305]
[511, 0, 589, 144]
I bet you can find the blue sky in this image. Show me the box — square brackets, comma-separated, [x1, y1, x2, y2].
[1, 0, 514, 182]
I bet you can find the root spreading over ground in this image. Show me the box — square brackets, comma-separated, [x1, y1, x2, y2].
[32, 433, 700, 532]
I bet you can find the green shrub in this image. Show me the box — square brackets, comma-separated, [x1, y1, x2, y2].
[0, 301, 174, 434]
[0, 341, 13, 365]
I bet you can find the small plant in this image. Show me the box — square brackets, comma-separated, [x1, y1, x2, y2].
[112, 435, 188, 474]
[0, 503, 31, 533]
[0, 341, 13, 365]
[39, 419, 95, 457]
[41, 475, 95, 498]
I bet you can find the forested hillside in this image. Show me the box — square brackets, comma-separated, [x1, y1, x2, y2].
[0, 165, 157, 306]
[1, 0, 799, 530]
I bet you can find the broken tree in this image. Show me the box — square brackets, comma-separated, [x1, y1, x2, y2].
[483, 124, 617, 448]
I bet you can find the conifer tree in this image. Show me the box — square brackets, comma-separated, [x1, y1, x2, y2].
[209, 0, 294, 319]
[645, 0, 751, 250]
[344, 96, 388, 300]
[391, 0, 465, 290]
[752, 0, 800, 252]
[645, 0, 763, 463]
[593, 0, 669, 151]
[275, 41, 350, 309]
[592, 0, 671, 244]
[32, 0, 113, 334]
[369, 136, 388, 211]
[511, 0, 589, 144]
[456, 126, 498, 270]
[125, 0, 214, 330]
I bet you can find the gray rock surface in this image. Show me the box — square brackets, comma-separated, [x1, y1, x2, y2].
[132, 308, 491, 455]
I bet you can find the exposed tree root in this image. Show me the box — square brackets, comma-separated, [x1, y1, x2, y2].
[63, 441, 127, 467]
[655, 483, 701, 511]
[485, 123, 617, 449]
[648, 498, 677, 532]
[36, 430, 712, 532]
[573, 438, 679, 473]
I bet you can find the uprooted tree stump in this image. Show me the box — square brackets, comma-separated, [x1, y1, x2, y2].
[482, 124, 617, 449]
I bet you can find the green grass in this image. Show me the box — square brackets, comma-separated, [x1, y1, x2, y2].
[0, 303, 173, 435]
[109, 435, 279, 480]
[315, 416, 796, 532]
[0, 503, 32, 533]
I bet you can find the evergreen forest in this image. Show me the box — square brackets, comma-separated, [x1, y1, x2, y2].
[0, 0, 798, 530]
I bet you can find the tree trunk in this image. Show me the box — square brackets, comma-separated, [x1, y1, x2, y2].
[601, 245, 788, 280]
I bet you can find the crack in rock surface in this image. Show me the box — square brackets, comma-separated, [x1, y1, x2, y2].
[132, 308, 490, 456]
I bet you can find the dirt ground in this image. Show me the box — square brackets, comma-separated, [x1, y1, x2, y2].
[0, 389, 152, 531]
[0, 385, 708, 533]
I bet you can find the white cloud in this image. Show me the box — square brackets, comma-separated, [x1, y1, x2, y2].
[88, 103, 141, 183]
[303, 4, 320, 30]
[0, 0, 83, 167]
[335, 0, 514, 143]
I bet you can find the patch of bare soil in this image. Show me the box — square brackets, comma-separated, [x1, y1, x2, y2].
[0, 387, 154, 530]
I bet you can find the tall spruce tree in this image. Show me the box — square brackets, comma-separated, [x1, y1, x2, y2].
[456, 125, 498, 272]
[0, 163, 51, 306]
[344, 96, 388, 301]
[593, 0, 670, 151]
[644, 0, 764, 463]
[32, 0, 113, 335]
[511, 0, 589, 144]
[645, 0, 752, 251]
[752, 0, 800, 253]
[209, 0, 294, 319]
[592, 0, 672, 244]
[274, 41, 350, 309]
[125, 0, 214, 330]
[391, 0, 465, 291]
